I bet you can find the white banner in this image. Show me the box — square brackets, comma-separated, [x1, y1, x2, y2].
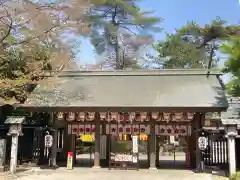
[132, 135, 138, 153]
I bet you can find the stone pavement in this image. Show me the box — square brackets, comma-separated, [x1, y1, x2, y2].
[0, 168, 228, 180]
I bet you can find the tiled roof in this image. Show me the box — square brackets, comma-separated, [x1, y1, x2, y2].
[20, 70, 228, 111]
[221, 97, 240, 125]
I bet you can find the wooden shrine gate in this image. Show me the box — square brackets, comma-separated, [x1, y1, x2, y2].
[202, 132, 228, 169]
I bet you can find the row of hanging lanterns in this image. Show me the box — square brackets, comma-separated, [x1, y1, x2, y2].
[57, 112, 194, 122]
[57, 112, 95, 121]
[151, 112, 194, 121]
[99, 112, 149, 122]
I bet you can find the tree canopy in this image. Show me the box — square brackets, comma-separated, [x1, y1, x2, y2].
[0, 0, 93, 102]
[220, 37, 240, 97]
[151, 18, 240, 69]
[90, 0, 161, 69]
[152, 34, 209, 68]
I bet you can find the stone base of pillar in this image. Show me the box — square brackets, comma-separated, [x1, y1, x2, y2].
[92, 166, 101, 169]
[0, 165, 7, 172]
[149, 167, 157, 170]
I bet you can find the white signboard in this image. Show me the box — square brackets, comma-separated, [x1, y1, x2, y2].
[198, 136, 208, 150]
[132, 155, 138, 163]
[132, 135, 138, 153]
[114, 154, 132, 162]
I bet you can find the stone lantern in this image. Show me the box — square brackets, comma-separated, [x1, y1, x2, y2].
[4, 116, 25, 174]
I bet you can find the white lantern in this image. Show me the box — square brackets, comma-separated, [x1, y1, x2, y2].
[66, 112, 75, 121]
[57, 112, 64, 120]
[163, 112, 171, 121]
[110, 112, 118, 121]
[118, 114, 125, 122]
[129, 112, 136, 121]
[100, 112, 107, 120]
[140, 112, 148, 121]
[77, 112, 85, 122]
[173, 112, 184, 121]
[151, 112, 159, 120]
[86, 112, 95, 121]
[187, 112, 194, 120]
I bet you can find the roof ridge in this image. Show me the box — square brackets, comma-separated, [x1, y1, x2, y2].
[40, 69, 223, 77]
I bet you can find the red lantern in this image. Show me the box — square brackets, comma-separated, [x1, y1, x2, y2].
[77, 112, 85, 122]
[57, 112, 64, 120]
[66, 112, 75, 121]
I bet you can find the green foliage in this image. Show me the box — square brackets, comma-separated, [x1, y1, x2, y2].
[0, 43, 52, 102]
[178, 18, 240, 44]
[220, 37, 240, 96]
[177, 18, 240, 70]
[152, 18, 239, 69]
[153, 34, 208, 68]
[230, 172, 240, 180]
[90, 0, 161, 69]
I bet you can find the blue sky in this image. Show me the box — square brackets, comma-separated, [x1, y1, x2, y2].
[77, 0, 240, 71]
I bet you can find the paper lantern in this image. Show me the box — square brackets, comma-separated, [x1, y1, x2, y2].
[140, 112, 148, 121]
[163, 112, 171, 121]
[151, 112, 159, 120]
[179, 125, 188, 136]
[71, 124, 78, 134]
[77, 112, 85, 122]
[110, 112, 118, 121]
[139, 124, 150, 134]
[187, 112, 194, 120]
[109, 124, 117, 135]
[57, 112, 65, 120]
[132, 124, 139, 135]
[124, 124, 132, 134]
[172, 112, 184, 121]
[86, 112, 95, 121]
[78, 124, 84, 134]
[100, 112, 107, 120]
[66, 112, 75, 121]
[129, 112, 136, 121]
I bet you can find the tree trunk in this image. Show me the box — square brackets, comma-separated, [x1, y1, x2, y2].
[207, 39, 215, 76]
[114, 37, 122, 70]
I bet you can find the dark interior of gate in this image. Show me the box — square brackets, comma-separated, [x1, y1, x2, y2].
[64, 112, 195, 169]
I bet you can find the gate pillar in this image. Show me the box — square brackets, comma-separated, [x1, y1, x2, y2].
[225, 125, 237, 177]
[149, 122, 156, 170]
[51, 130, 58, 166]
[195, 112, 202, 171]
[93, 114, 101, 168]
